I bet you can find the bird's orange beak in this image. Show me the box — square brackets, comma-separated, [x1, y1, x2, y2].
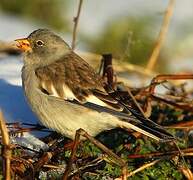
[15, 38, 32, 52]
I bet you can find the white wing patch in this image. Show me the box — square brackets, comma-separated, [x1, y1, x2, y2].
[50, 84, 60, 97]
[86, 95, 109, 107]
[41, 81, 111, 108]
[41, 81, 47, 91]
[62, 84, 76, 100]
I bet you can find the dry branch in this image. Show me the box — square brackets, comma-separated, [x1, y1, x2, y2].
[146, 0, 175, 71]
[127, 160, 160, 177]
[0, 41, 21, 56]
[34, 152, 53, 172]
[71, 0, 83, 50]
[179, 165, 193, 180]
[116, 159, 160, 179]
[128, 148, 193, 159]
[0, 111, 11, 180]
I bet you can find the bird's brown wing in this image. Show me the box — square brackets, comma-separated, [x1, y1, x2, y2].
[35, 52, 123, 110]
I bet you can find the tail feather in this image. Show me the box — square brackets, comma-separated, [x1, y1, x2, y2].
[123, 106, 175, 141]
[119, 121, 161, 141]
[119, 114, 175, 142]
[111, 97, 175, 141]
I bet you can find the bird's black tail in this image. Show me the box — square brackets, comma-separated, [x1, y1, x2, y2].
[120, 104, 175, 142]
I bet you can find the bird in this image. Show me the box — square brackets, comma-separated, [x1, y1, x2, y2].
[15, 29, 174, 142]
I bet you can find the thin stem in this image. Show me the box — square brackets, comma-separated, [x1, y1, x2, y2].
[146, 0, 175, 71]
[0, 111, 11, 180]
[71, 0, 83, 50]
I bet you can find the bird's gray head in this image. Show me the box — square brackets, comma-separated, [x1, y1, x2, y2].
[15, 29, 71, 66]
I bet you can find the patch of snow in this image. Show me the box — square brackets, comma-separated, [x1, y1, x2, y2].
[11, 132, 49, 154]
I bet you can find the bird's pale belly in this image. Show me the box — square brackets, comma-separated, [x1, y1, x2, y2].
[40, 103, 118, 139]
[29, 91, 119, 139]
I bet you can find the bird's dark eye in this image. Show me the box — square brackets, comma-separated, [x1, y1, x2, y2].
[36, 40, 44, 46]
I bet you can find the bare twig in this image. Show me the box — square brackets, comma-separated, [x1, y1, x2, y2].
[127, 160, 160, 177]
[166, 120, 193, 129]
[71, 0, 83, 50]
[43, 164, 62, 169]
[128, 148, 193, 159]
[146, 0, 175, 71]
[149, 74, 193, 95]
[151, 94, 193, 112]
[179, 165, 193, 180]
[145, 73, 193, 116]
[0, 111, 11, 180]
[70, 156, 105, 177]
[126, 87, 148, 118]
[102, 54, 115, 88]
[34, 152, 53, 172]
[116, 159, 160, 179]
[0, 41, 21, 56]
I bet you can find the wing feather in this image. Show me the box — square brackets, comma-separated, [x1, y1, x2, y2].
[35, 52, 123, 110]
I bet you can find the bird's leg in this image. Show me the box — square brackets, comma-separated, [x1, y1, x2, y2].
[63, 128, 127, 180]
